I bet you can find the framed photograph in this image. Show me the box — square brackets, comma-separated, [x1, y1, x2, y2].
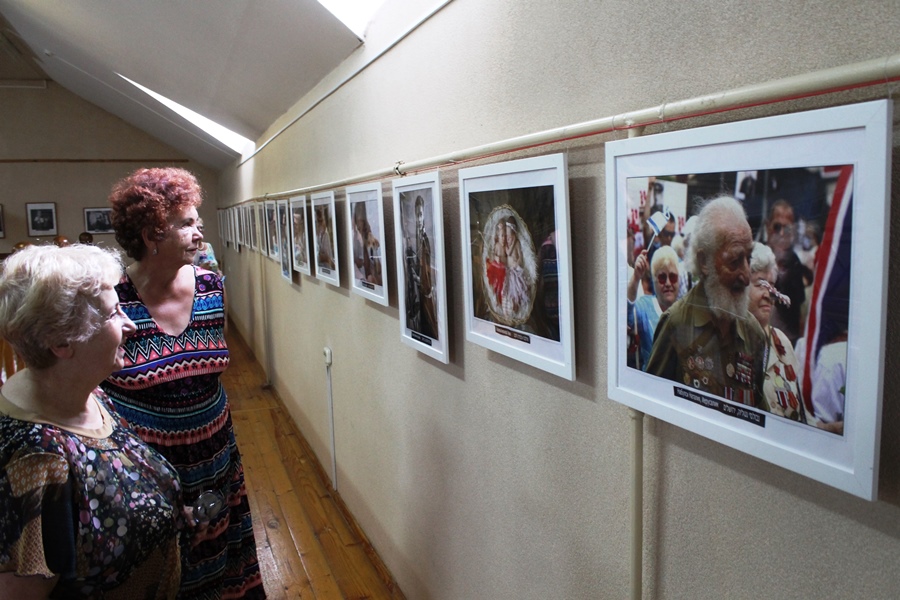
[277, 200, 291, 281]
[392, 171, 449, 363]
[289, 196, 311, 275]
[0, 204, 5, 239]
[237, 206, 245, 248]
[241, 205, 250, 248]
[264, 200, 278, 260]
[231, 206, 241, 253]
[346, 182, 388, 305]
[26, 202, 57, 237]
[459, 153, 575, 380]
[606, 99, 892, 500]
[84, 207, 113, 234]
[311, 191, 340, 286]
[249, 202, 259, 251]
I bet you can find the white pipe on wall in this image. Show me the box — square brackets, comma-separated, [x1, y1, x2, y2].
[627, 125, 646, 600]
[248, 52, 900, 202]
[628, 408, 644, 600]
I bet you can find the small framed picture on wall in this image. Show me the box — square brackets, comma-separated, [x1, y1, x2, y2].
[311, 191, 340, 286]
[277, 200, 292, 281]
[459, 153, 576, 380]
[392, 170, 449, 363]
[84, 207, 114, 234]
[346, 182, 388, 305]
[289, 196, 311, 275]
[0, 204, 5, 239]
[265, 200, 279, 260]
[27, 203, 57, 237]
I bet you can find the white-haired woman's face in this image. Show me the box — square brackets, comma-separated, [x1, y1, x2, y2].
[653, 261, 679, 311]
[749, 269, 776, 328]
[71, 287, 136, 374]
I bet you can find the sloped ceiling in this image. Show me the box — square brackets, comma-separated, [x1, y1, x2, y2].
[0, 0, 362, 170]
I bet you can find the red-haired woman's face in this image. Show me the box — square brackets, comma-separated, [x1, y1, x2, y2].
[156, 205, 203, 265]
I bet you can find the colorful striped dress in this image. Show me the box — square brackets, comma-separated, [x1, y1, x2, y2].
[101, 268, 265, 599]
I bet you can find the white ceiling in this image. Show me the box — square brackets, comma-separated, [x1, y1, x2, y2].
[0, 0, 362, 169]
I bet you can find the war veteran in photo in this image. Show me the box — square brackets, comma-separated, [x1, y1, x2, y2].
[646, 195, 766, 407]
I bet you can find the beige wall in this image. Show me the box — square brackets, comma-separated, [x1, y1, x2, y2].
[219, 0, 899, 598]
[0, 82, 220, 256]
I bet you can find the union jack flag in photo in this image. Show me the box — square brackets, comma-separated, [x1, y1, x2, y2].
[800, 165, 853, 414]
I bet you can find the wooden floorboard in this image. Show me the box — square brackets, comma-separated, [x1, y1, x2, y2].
[225, 324, 405, 600]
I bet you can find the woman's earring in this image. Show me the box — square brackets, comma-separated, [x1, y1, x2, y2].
[153, 246, 158, 255]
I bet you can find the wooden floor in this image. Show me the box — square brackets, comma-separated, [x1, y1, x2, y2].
[225, 325, 405, 600]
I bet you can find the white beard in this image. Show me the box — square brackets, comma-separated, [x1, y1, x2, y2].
[704, 269, 749, 323]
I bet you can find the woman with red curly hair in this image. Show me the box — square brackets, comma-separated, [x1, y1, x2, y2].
[101, 167, 266, 599]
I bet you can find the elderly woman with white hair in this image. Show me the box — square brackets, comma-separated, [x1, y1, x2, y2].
[627, 245, 681, 370]
[0, 245, 185, 599]
[748, 242, 814, 424]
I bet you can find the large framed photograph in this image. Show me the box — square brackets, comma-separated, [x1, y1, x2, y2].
[311, 191, 340, 286]
[27, 202, 57, 237]
[84, 207, 113, 234]
[392, 171, 449, 363]
[264, 200, 278, 260]
[606, 100, 892, 500]
[346, 183, 388, 305]
[289, 196, 311, 275]
[459, 153, 575, 380]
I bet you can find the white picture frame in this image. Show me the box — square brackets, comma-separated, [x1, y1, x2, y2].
[249, 202, 259, 251]
[346, 182, 388, 306]
[311, 191, 340, 286]
[459, 153, 575, 380]
[392, 171, 449, 363]
[264, 200, 278, 260]
[277, 200, 291, 281]
[289, 195, 311, 275]
[605, 99, 892, 500]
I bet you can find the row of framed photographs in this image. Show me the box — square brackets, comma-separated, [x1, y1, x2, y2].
[220, 100, 890, 500]
[0, 204, 114, 238]
[218, 153, 575, 376]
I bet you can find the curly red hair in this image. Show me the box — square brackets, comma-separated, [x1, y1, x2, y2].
[109, 167, 203, 259]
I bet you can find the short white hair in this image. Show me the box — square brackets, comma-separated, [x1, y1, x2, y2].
[0, 244, 123, 369]
[688, 196, 749, 280]
[750, 242, 778, 280]
[650, 245, 679, 279]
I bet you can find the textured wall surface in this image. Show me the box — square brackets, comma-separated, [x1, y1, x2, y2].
[0, 83, 220, 254]
[219, 1, 900, 598]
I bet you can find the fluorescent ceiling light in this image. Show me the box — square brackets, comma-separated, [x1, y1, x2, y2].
[317, 0, 386, 38]
[118, 73, 254, 155]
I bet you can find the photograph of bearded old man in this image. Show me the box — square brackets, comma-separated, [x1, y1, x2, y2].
[626, 166, 851, 434]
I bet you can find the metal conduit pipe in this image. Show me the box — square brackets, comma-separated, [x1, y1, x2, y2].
[244, 52, 900, 203]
